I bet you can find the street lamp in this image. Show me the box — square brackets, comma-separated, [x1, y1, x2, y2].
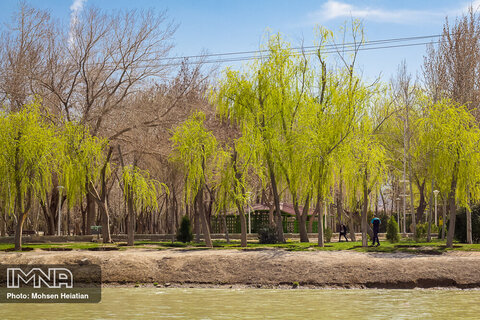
[433, 190, 440, 226]
[57, 186, 64, 236]
[396, 197, 401, 231]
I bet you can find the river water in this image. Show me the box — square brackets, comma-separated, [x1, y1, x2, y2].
[2, 287, 480, 319]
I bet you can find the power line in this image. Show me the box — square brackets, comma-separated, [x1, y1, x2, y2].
[72, 33, 445, 69]
[140, 38, 446, 68]
[154, 34, 443, 62]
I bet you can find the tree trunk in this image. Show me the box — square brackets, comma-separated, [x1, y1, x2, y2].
[40, 189, 60, 236]
[86, 192, 96, 235]
[194, 193, 201, 243]
[317, 198, 324, 247]
[232, 149, 247, 247]
[237, 204, 247, 247]
[467, 186, 472, 244]
[348, 211, 356, 241]
[362, 173, 369, 247]
[415, 180, 427, 223]
[442, 200, 447, 240]
[379, 190, 387, 216]
[307, 209, 316, 233]
[14, 187, 32, 251]
[222, 213, 230, 244]
[427, 180, 434, 242]
[270, 171, 285, 243]
[293, 198, 309, 242]
[446, 162, 458, 248]
[14, 212, 27, 251]
[0, 212, 5, 237]
[198, 188, 212, 248]
[127, 189, 135, 246]
[99, 202, 112, 243]
[408, 156, 416, 236]
[337, 178, 343, 226]
[466, 206, 472, 244]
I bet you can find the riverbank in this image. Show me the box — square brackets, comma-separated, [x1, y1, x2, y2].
[1, 248, 480, 289]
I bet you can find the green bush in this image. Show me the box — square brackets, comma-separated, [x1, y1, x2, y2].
[455, 205, 480, 243]
[324, 227, 332, 243]
[177, 215, 193, 243]
[258, 226, 279, 244]
[415, 222, 439, 241]
[415, 222, 428, 240]
[386, 216, 400, 243]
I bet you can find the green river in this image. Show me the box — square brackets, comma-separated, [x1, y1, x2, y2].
[2, 288, 480, 319]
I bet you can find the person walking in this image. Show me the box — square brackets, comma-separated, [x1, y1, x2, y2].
[339, 224, 348, 242]
[371, 217, 381, 246]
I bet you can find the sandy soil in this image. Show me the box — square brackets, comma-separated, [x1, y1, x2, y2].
[1, 249, 480, 289]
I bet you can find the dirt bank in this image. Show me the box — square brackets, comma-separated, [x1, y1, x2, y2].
[1, 249, 480, 289]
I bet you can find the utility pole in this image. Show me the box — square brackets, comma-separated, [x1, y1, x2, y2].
[433, 190, 439, 226]
[57, 185, 64, 236]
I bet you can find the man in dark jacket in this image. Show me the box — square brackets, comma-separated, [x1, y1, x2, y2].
[339, 224, 348, 242]
[371, 217, 381, 246]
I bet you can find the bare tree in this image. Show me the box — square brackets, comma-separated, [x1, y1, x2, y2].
[0, 2, 50, 111]
[423, 6, 480, 244]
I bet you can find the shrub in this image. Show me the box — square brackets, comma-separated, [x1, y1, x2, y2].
[324, 227, 332, 243]
[415, 222, 428, 240]
[386, 216, 400, 243]
[455, 205, 480, 243]
[258, 226, 278, 244]
[177, 215, 193, 243]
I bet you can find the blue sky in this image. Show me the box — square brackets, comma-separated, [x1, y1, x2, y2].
[0, 0, 477, 82]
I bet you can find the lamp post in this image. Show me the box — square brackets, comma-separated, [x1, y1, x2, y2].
[399, 193, 408, 235]
[433, 190, 440, 226]
[57, 186, 64, 236]
[396, 197, 401, 231]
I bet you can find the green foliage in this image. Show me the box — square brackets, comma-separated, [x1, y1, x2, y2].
[58, 121, 107, 207]
[177, 215, 193, 243]
[415, 222, 428, 240]
[417, 97, 480, 206]
[213, 148, 250, 215]
[0, 99, 109, 216]
[0, 100, 56, 215]
[324, 227, 332, 243]
[455, 205, 480, 243]
[258, 226, 279, 244]
[122, 165, 165, 212]
[170, 111, 217, 205]
[386, 216, 400, 243]
[213, 27, 377, 224]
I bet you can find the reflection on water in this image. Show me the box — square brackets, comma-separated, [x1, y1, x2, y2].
[2, 287, 480, 319]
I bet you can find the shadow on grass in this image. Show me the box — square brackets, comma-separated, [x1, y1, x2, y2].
[3, 247, 34, 252]
[41, 248, 73, 251]
[88, 247, 119, 251]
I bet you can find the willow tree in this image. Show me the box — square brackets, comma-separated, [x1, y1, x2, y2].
[57, 122, 108, 240]
[336, 88, 390, 248]
[214, 146, 250, 247]
[303, 23, 372, 247]
[0, 102, 56, 250]
[170, 112, 217, 248]
[122, 165, 164, 246]
[417, 97, 480, 248]
[215, 34, 307, 242]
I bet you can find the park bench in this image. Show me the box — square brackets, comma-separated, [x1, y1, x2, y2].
[22, 230, 36, 236]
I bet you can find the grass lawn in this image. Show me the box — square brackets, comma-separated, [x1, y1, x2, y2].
[1, 238, 479, 254]
[1, 238, 480, 253]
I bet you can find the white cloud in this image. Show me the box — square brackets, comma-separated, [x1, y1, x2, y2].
[309, 0, 445, 24]
[69, 0, 87, 44]
[70, 0, 86, 13]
